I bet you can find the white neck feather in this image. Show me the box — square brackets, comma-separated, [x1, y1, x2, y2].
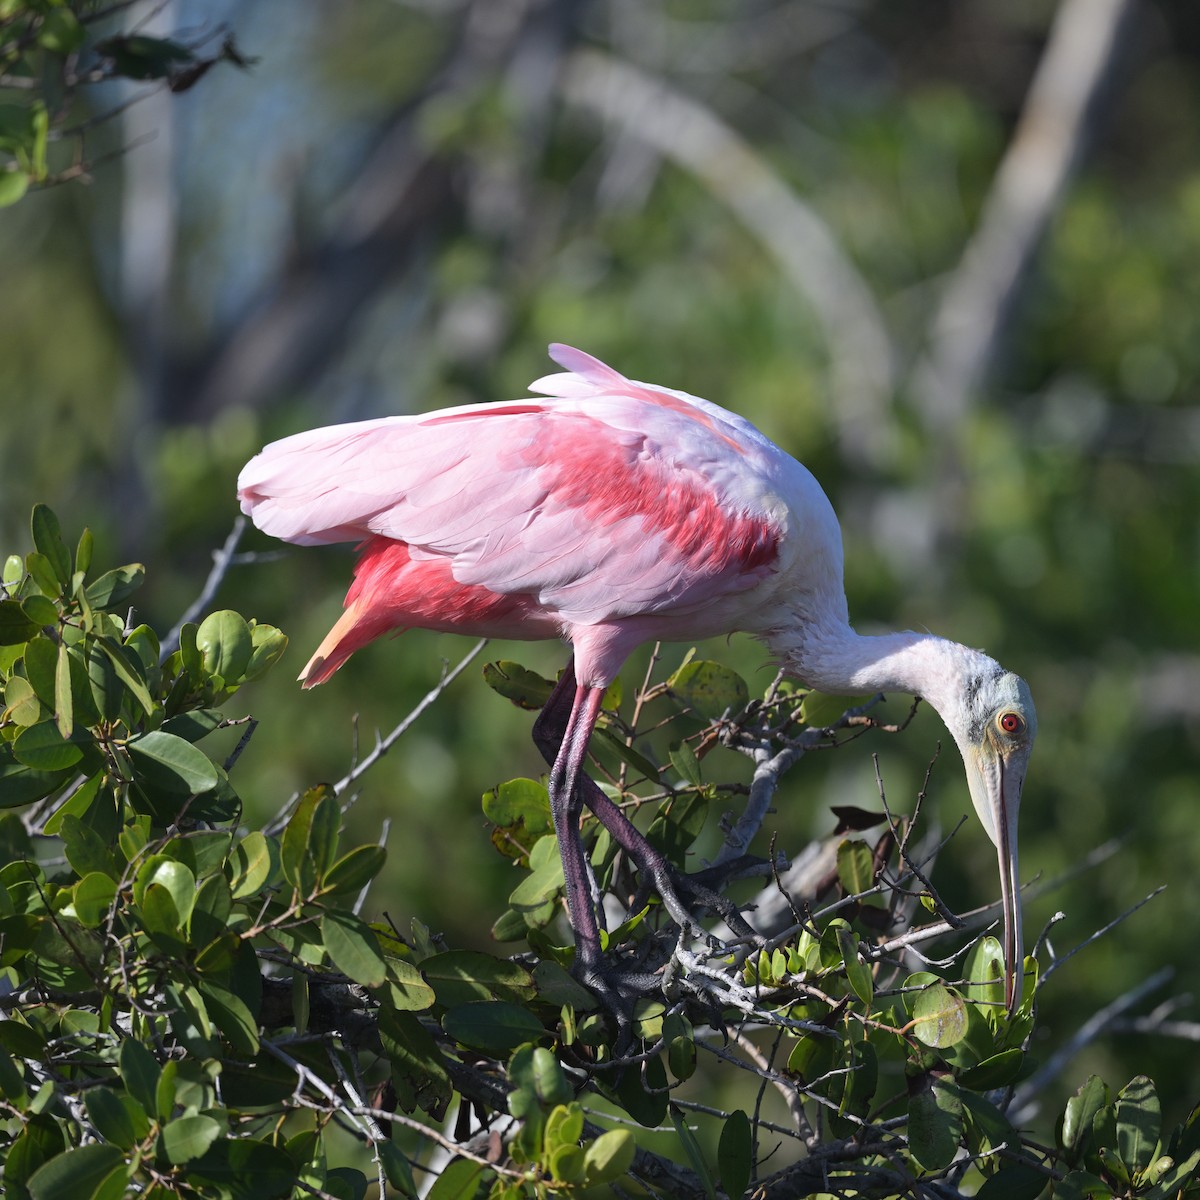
[776, 622, 994, 724]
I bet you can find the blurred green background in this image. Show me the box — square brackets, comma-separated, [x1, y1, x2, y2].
[3, 0, 1199, 1129]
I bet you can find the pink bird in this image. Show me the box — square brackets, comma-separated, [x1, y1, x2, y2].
[238, 344, 1036, 1013]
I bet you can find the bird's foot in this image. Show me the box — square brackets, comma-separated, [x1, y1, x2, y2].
[570, 955, 665, 1054]
[631, 854, 767, 951]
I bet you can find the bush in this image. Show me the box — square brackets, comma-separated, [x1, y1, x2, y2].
[0, 507, 1196, 1199]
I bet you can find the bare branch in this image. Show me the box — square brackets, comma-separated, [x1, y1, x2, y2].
[912, 0, 1138, 434]
[159, 515, 246, 661]
[561, 48, 896, 468]
[333, 639, 489, 799]
[1010, 966, 1173, 1120]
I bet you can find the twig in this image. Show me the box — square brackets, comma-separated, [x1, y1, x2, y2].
[561, 48, 896, 468]
[333, 639, 488, 798]
[1010, 967, 1173, 1120]
[159, 516, 246, 661]
[1039, 886, 1166, 985]
[912, 0, 1138, 434]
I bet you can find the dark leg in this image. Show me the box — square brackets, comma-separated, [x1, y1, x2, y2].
[538, 674, 662, 1012]
[533, 659, 760, 945]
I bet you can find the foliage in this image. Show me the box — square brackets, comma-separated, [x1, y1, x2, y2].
[0, 0, 253, 205]
[2, 508, 1197, 1198]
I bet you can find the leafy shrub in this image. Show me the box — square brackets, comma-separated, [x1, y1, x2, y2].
[0, 507, 1196, 1199]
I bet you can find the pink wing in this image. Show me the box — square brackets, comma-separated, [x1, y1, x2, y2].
[238, 346, 781, 631]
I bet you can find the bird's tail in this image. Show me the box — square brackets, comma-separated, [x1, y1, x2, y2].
[299, 600, 391, 687]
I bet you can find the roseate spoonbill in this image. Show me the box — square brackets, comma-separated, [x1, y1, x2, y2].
[238, 344, 1036, 1013]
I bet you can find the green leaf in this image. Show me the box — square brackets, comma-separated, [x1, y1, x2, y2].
[956, 1048, 1026, 1091]
[835, 922, 873, 1007]
[591, 724, 662, 782]
[27, 1143, 127, 1200]
[964, 935, 1008, 1010]
[1062, 1076, 1109, 1162]
[482, 660, 554, 709]
[0, 599, 39, 645]
[188, 1136, 297, 1198]
[670, 1106, 718, 1199]
[229, 830, 274, 898]
[95, 34, 196, 81]
[424, 1157, 489, 1200]
[96, 639, 155, 717]
[86, 640, 122, 723]
[973, 1159, 1050, 1200]
[0, 169, 29, 207]
[12, 721, 83, 771]
[717, 1109, 753, 1200]
[509, 834, 565, 909]
[119, 1038, 162, 1116]
[0, 757, 71, 808]
[322, 910, 387, 987]
[0, 1044, 28, 1107]
[319, 844, 386, 896]
[127, 731, 219, 795]
[442, 1001, 545, 1054]
[162, 708, 224, 743]
[379, 1141, 418, 1197]
[25, 552, 61, 599]
[421, 951, 535, 1008]
[53, 642, 72, 739]
[73, 873, 117, 927]
[75, 528, 93, 577]
[544, 1101, 584, 1151]
[83, 565, 144, 610]
[583, 1128, 636, 1186]
[908, 1072, 964, 1172]
[378, 1007, 453, 1118]
[532, 960, 598, 1011]
[912, 983, 969, 1048]
[382, 958, 437, 1012]
[549, 1144, 587, 1184]
[667, 660, 749, 720]
[665, 1012, 697, 1081]
[482, 777, 552, 858]
[137, 858, 197, 926]
[244, 623, 288, 680]
[30, 506, 71, 588]
[198, 980, 260, 1055]
[161, 1114, 222, 1163]
[836, 837, 874, 895]
[280, 786, 329, 892]
[21, 594, 58, 627]
[1113, 1075, 1160, 1175]
[669, 740, 703, 785]
[612, 1053, 669, 1128]
[83, 1087, 149, 1150]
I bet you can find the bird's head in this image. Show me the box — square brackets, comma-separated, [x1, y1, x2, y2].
[939, 665, 1036, 1015]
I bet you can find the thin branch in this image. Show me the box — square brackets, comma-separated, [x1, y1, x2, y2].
[1010, 967, 1173, 1119]
[561, 48, 896, 468]
[159, 515, 246, 661]
[912, 0, 1138, 434]
[333, 639, 488, 798]
[1039, 886, 1166, 986]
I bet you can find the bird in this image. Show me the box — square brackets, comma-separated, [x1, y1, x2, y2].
[237, 343, 1036, 1014]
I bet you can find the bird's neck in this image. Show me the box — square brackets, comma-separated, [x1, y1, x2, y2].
[780, 623, 985, 719]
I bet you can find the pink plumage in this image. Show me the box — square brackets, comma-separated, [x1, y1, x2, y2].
[237, 344, 1036, 1018]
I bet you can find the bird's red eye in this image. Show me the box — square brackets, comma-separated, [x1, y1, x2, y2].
[998, 712, 1022, 734]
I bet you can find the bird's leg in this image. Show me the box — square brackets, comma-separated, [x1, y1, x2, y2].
[542, 680, 607, 983]
[538, 675, 663, 1029]
[533, 660, 760, 948]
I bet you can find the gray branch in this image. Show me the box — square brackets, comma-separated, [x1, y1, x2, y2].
[561, 48, 897, 468]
